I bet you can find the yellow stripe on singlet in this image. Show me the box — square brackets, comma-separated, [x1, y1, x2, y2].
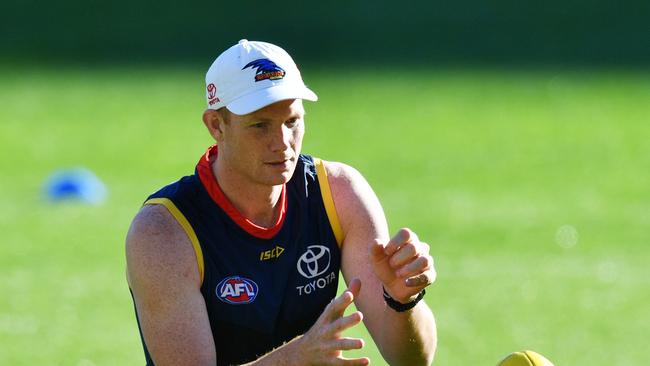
[144, 197, 205, 284]
[313, 158, 344, 247]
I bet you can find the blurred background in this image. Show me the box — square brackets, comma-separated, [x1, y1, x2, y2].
[2, 0, 650, 65]
[1, 1, 649, 365]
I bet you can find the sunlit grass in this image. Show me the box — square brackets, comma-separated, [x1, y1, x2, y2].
[1, 66, 649, 365]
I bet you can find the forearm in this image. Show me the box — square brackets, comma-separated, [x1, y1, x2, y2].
[326, 162, 437, 364]
[374, 301, 437, 366]
[241, 336, 302, 366]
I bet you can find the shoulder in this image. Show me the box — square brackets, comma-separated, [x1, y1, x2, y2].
[126, 203, 201, 291]
[321, 160, 374, 205]
[321, 160, 360, 183]
[149, 175, 201, 202]
[319, 160, 388, 241]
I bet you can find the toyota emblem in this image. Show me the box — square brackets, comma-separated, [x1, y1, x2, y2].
[297, 245, 331, 279]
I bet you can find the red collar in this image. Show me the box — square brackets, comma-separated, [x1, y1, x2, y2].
[196, 145, 287, 239]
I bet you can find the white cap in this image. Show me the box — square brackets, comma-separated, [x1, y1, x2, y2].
[205, 39, 318, 115]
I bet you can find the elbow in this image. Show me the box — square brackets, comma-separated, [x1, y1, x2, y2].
[425, 349, 437, 366]
[385, 341, 437, 366]
[387, 354, 435, 366]
[417, 348, 438, 366]
[425, 330, 437, 364]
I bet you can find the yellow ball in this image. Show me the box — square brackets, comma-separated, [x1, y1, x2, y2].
[497, 350, 555, 366]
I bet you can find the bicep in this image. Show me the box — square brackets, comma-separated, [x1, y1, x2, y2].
[126, 205, 216, 366]
[324, 162, 391, 336]
[131, 285, 215, 366]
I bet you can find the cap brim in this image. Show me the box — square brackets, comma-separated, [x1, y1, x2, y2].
[226, 84, 318, 115]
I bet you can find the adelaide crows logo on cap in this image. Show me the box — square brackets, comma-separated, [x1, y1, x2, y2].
[242, 59, 286, 82]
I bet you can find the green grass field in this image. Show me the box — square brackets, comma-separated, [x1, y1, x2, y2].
[1, 65, 649, 365]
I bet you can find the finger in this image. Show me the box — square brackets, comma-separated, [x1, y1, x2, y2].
[347, 278, 361, 300]
[327, 285, 358, 319]
[330, 311, 363, 335]
[370, 239, 387, 263]
[405, 270, 436, 287]
[384, 228, 418, 256]
[318, 293, 350, 325]
[388, 242, 417, 268]
[329, 337, 365, 351]
[334, 356, 371, 366]
[396, 255, 432, 278]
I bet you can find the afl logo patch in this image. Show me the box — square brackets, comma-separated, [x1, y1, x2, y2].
[216, 276, 258, 305]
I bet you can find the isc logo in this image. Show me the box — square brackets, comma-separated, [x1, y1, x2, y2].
[216, 276, 258, 305]
[260, 245, 285, 261]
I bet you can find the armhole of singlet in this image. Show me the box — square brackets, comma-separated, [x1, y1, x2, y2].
[313, 158, 344, 248]
[143, 197, 205, 285]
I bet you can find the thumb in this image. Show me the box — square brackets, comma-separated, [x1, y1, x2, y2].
[347, 278, 362, 299]
[370, 239, 387, 262]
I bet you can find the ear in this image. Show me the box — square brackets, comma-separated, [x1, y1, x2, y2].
[202, 109, 225, 142]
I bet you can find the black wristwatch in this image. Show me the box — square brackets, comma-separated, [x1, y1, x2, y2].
[382, 287, 426, 312]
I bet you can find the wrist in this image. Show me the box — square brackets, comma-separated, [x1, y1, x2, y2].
[247, 335, 304, 366]
[382, 286, 426, 312]
[382, 286, 419, 304]
[285, 335, 306, 366]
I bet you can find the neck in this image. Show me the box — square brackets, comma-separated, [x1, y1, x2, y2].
[212, 157, 283, 228]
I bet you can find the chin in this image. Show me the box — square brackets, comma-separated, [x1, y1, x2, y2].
[257, 170, 292, 186]
[261, 176, 289, 187]
[277, 169, 295, 184]
[267, 162, 296, 184]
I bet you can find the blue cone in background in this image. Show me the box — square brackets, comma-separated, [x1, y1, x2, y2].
[44, 168, 108, 204]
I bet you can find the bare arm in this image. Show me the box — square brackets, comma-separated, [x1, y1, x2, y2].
[127, 204, 369, 366]
[326, 161, 437, 366]
[126, 204, 216, 366]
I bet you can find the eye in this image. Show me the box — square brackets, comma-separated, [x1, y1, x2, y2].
[250, 122, 268, 129]
[285, 118, 299, 127]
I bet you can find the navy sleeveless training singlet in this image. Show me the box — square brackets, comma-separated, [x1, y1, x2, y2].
[131, 145, 344, 365]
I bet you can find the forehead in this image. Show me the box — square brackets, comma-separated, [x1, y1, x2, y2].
[247, 99, 305, 120]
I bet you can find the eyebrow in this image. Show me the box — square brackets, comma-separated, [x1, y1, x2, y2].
[251, 117, 273, 123]
[250, 112, 305, 123]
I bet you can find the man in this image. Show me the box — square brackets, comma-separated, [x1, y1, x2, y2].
[126, 39, 437, 365]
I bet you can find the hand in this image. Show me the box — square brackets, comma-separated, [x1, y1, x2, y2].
[370, 228, 436, 304]
[294, 279, 370, 366]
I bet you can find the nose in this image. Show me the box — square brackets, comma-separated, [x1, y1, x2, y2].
[269, 123, 292, 152]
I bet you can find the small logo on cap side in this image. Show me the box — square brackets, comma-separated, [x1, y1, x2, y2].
[207, 83, 220, 106]
[242, 59, 286, 82]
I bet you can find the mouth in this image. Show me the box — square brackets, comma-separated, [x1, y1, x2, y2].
[265, 157, 294, 167]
